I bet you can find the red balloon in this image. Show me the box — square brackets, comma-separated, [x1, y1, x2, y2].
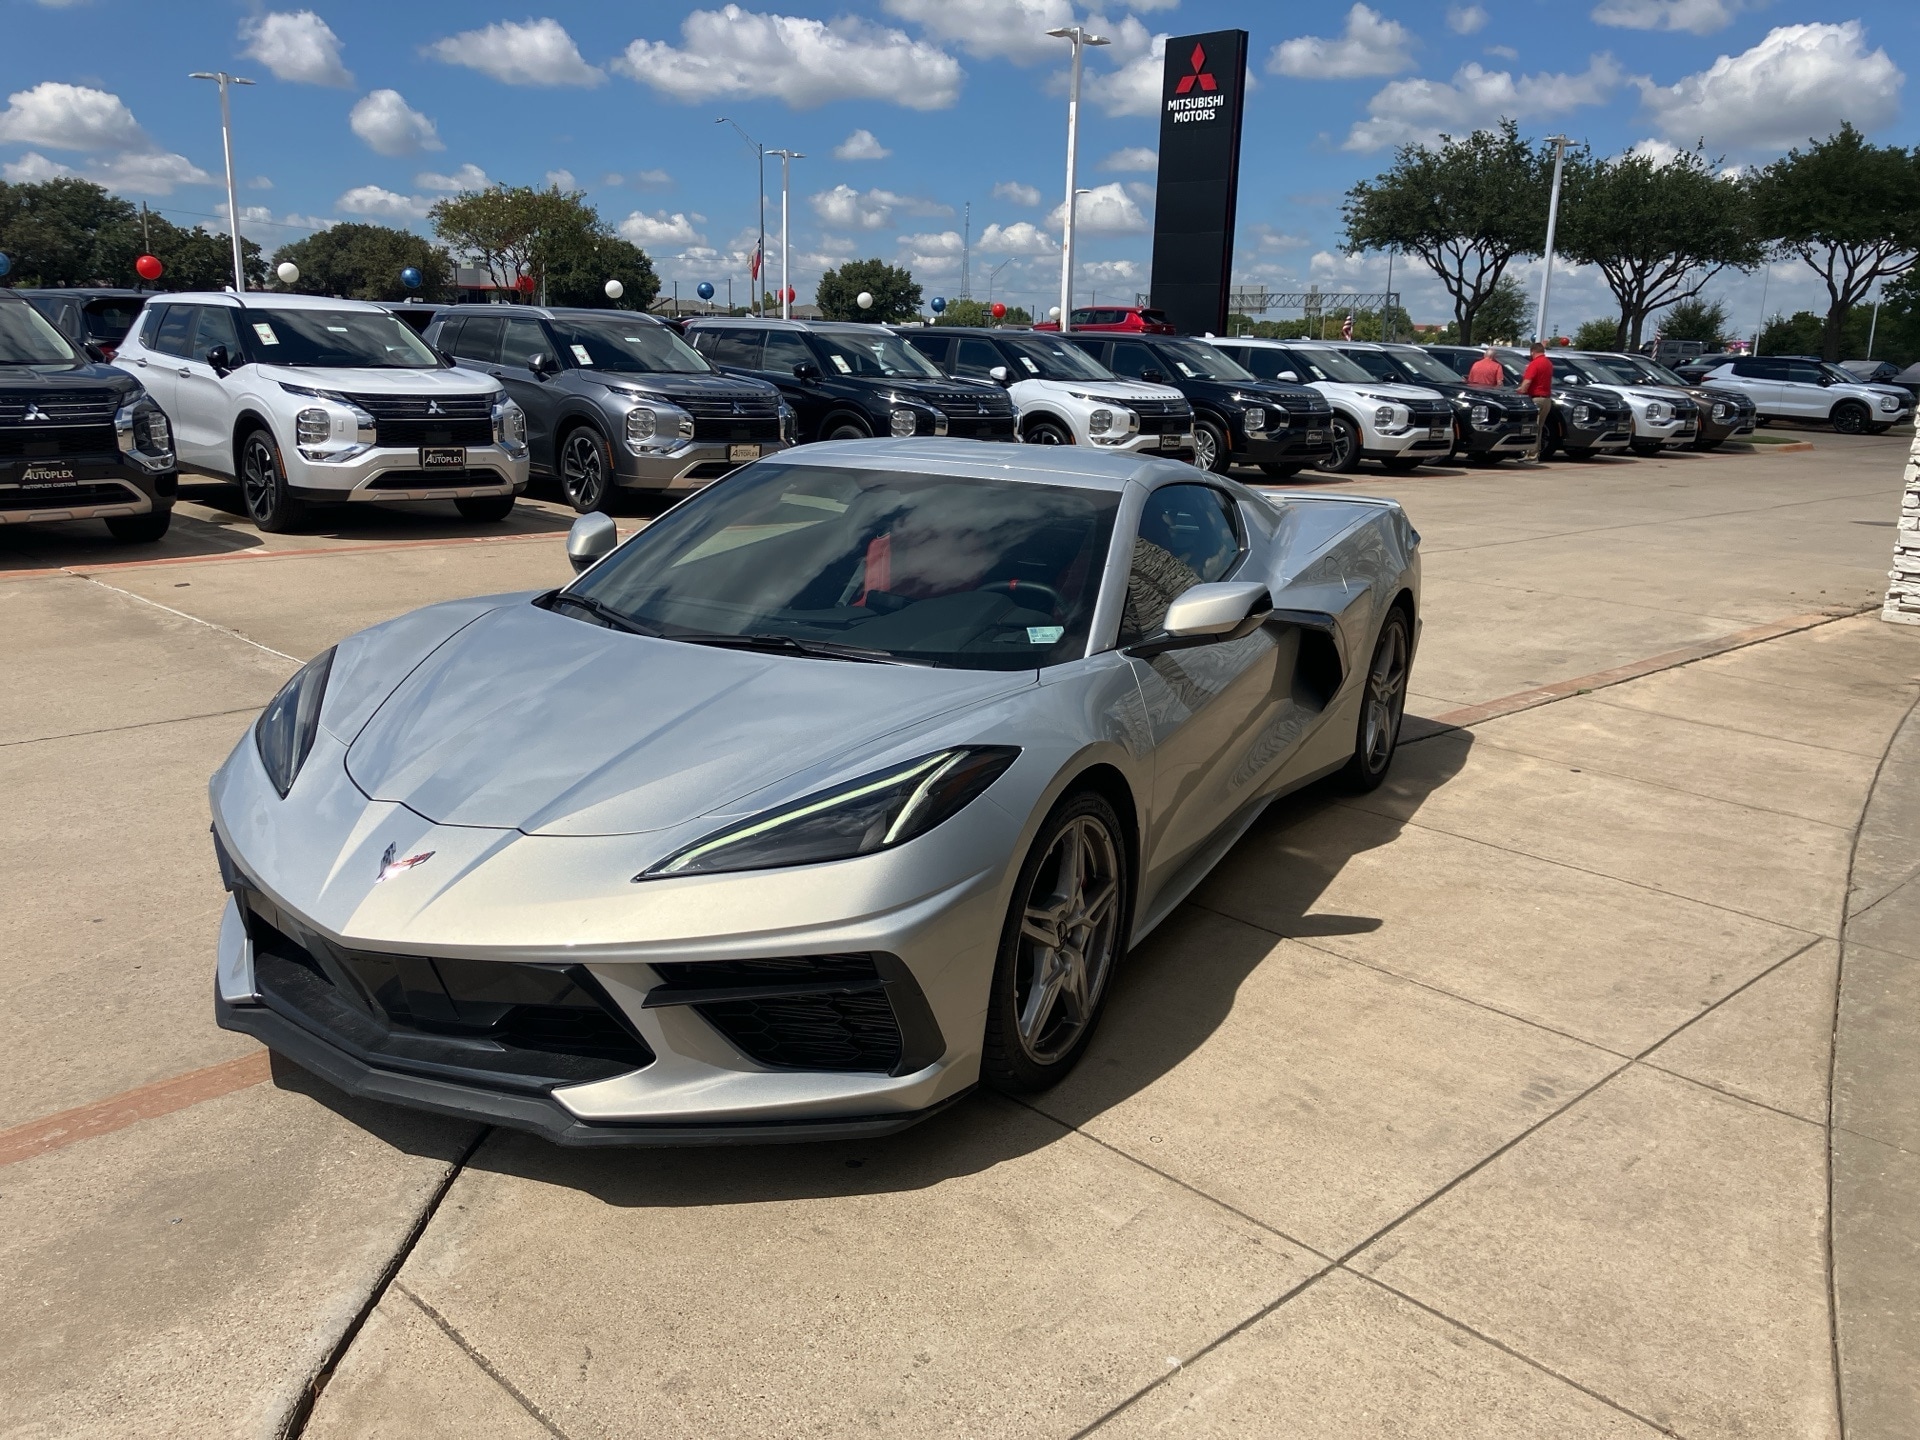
[990, 302, 1007, 319]
[784, 286, 797, 303]
[135, 254, 163, 281]
[516, 274, 536, 293]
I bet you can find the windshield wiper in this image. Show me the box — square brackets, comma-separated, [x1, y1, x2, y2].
[547, 592, 659, 636]
[664, 631, 921, 665]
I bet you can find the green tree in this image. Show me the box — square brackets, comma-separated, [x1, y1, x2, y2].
[1659, 296, 1730, 345]
[543, 231, 659, 310]
[934, 298, 992, 326]
[1345, 120, 1549, 344]
[429, 183, 654, 305]
[0, 178, 262, 289]
[1572, 316, 1624, 350]
[1557, 146, 1760, 349]
[270, 223, 453, 301]
[817, 258, 920, 321]
[1751, 124, 1920, 360]
[1471, 275, 1534, 343]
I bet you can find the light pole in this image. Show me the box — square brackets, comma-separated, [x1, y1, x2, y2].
[1047, 25, 1109, 333]
[768, 149, 803, 319]
[190, 71, 255, 292]
[1534, 135, 1569, 344]
[1383, 247, 1395, 342]
[717, 118, 765, 317]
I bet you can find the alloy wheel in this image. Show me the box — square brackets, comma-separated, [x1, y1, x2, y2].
[1027, 420, 1071, 445]
[1361, 616, 1409, 771]
[561, 431, 608, 512]
[1328, 417, 1357, 471]
[1832, 403, 1868, 435]
[1013, 815, 1122, 1065]
[241, 435, 278, 522]
[1191, 425, 1218, 471]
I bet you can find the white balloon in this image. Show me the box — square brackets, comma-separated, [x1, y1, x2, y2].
[604, 279, 625, 300]
[856, 290, 874, 310]
[276, 261, 299, 284]
[1048, 305, 1061, 319]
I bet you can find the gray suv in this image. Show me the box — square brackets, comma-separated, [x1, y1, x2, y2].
[422, 306, 794, 513]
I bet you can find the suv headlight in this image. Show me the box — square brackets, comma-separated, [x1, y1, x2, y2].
[1573, 403, 1595, 425]
[637, 746, 1020, 880]
[625, 402, 693, 453]
[1469, 402, 1492, 426]
[493, 397, 527, 451]
[1645, 401, 1667, 421]
[1244, 406, 1268, 434]
[114, 396, 174, 471]
[627, 406, 657, 442]
[1881, 395, 1899, 412]
[295, 408, 330, 446]
[889, 407, 918, 437]
[280, 383, 375, 462]
[255, 647, 335, 798]
[1089, 407, 1114, 435]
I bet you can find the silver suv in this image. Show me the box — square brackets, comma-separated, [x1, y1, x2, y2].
[114, 293, 528, 532]
[1700, 355, 1914, 434]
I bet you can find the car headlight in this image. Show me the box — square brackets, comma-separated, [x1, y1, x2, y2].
[1881, 396, 1899, 412]
[1243, 406, 1268, 434]
[638, 746, 1020, 880]
[254, 647, 335, 798]
[890, 407, 917, 437]
[1469, 402, 1491, 426]
[114, 396, 173, 470]
[295, 408, 330, 446]
[1645, 401, 1666, 421]
[493, 397, 527, 449]
[1573, 404, 1595, 425]
[1089, 407, 1113, 435]
[627, 406, 657, 443]
[1373, 405, 1394, 428]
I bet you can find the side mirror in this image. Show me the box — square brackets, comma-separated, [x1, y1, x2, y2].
[528, 353, 552, 379]
[204, 344, 232, 375]
[83, 342, 108, 363]
[793, 361, 821, 380]
[1817, 374, 1833, 386]
[989, 365, 1010, 385]
[1127, 581, 1273, 657]
[1276, 370, 1300, 382]
[435, 348, 458, 367]
[566, 511, 618, 575]
[1140, 368, 1167, 384]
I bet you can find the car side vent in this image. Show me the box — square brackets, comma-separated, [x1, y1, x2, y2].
[1293, 629, 1346, 711]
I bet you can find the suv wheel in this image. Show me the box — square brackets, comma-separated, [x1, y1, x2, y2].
[1192, 417, 1230, 473]
[824, 416, 872, 441]
[1024, 417, 1072, 445]
[1318, 415, 1361, 473]
[559, 427, 615, 513]
[105, 506, 172, 544]
[240, 428, 305, 533]
[1830, 401, 1870, 435]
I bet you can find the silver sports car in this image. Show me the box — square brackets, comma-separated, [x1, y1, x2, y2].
[211, 439, 1419, 1144]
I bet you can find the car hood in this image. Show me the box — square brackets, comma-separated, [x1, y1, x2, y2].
[251, 363, 501, 396]
[0, 363, 138, 396]
[1042, 378, 1186, 403]
[578, 370, 775, 403]
[343, 600, 1035, 837]
[1311, 380, 1442, 405]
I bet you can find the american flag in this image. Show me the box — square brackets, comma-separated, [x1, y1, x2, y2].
[1341, 313, 1354, 340]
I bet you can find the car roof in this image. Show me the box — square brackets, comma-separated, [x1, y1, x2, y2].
[772, 436, 1186, 492]
[684, 316, 891, 335]
[146, 291, 397, 312]
[420, 303, 672, 326]
[17, 287, 150, 300]
[894, 326, 1043, 339]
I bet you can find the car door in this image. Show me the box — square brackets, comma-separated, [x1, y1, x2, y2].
[1779, 359, 1832, 419]
[491, 316, 562, 461]
[171, 305, 243, 472]
[1121, 482, 1291, 881]
[1722, 357, 1784, 413]
[760, 330, 836, 437]
[124, 303, 190, 424]
[1107, 340, 1169, 386]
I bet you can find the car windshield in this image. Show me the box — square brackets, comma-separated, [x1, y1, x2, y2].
[1285, 348, 1375, 383]
[1158, 339, 1253, 381]
[997, 335, 1113, 381]
[1819, 362, 1864, 384]
[244, 308, 441, 368]
[567, 462, 1119, 670]
[1631, 357, 1691, 386]
[810, 329, 945, 378]
[1382, 348, 1463, 384]
[0, 302, 80, 368]
[84, 301, 144, 342]
[1580, 354, 1660, 385]
[1137, 309, 1172, 326]
[547, 316, 709, 374]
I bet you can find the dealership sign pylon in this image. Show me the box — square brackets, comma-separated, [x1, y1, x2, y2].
[1147, 29, 1250, 336]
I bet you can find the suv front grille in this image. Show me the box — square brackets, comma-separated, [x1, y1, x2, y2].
[926, 388, 1015, 418]
[691, 416, 782, 443]
[676, 393, 781, 419]
[0, 391, 120, 426]
[0, 424, 119, 456]
[336, 391, 493, 448]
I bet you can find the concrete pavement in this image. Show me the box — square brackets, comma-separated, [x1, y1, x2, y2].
[2, 430, 1916, 1437]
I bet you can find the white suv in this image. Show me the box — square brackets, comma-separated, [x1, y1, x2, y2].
[1700, 355, 1914, 434]
[114, 292, 529, 532]
[898, 327, 1194, 457]
[1205, 338, 1454, 472]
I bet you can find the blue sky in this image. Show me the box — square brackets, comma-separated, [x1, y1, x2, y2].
[2, 0, 1915, 331]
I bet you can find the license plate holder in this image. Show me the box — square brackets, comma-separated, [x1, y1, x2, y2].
[1159, 432, 1183, 450]
[728, 443, 761, 463]
[19, 465, 78, 486]
[1427, 424, 1448, 441]
[420, 446, 466, 469]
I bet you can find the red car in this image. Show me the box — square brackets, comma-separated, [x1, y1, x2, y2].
[1032, 304, 1176, 334]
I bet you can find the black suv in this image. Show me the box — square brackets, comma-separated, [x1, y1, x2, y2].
[0, 290, 176, 542]
[19, 288, 150, 361]
[1054, 332, 1332, 476]
[683, 318, 1017, 445]
[422, 305, 793, 513]
[1326, 343, 1544, 462]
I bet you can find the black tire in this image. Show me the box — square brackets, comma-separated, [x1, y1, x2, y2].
[1629, 439, 1663, 457]
[980, 789, 1129, 1094]
[1318, 415, 1362, 474]
[1191, 417, 1231, 474]
[558, 426, 615, 514]
[455, 493, 516, 522]
[1830, 401, 1869, 435]
[239, 428, 304, 533]
[1695, 436, 1724, 451]
[824, 416, 872, 442]
[1868, 423, 1894, 436]
[1380, 455, 1423, 473]
[1339, 607, 1411, 793]
[1259, 462, 1305, 479]
[1538, 420, 1562, 462]
[1564, 446, 1596, 461]
[105, 505, 172, 543]
[1023, 417, 1073, 446]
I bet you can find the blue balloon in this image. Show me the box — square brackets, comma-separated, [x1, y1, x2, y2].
[400, 266, 422, 289]
[0, 253, 11, 278]
[931, 296, 946, 313]
[696, 281, 715, 301]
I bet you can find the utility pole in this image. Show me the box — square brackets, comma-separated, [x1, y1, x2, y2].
[1383, 247, 1395, 343]
[189, 70, 255, 291]
[718, 118, 766, 317]
[1535, 135, 1569, 344]
[1754, 264, 1771, 355]
[769, 149, 803, 319]
[961, 201, 971, 301]
[1047, 26, 1109, 333]
[1867, 286, 1883, 359]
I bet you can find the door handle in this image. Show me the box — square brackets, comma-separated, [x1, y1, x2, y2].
[176, 366, 191, 376]
[133, 356, 148, 366]
[489, 369, 505, 378]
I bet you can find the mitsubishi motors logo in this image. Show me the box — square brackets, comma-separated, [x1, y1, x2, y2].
[23, 403, 50, 422]
[1174, 44, 1216, 95]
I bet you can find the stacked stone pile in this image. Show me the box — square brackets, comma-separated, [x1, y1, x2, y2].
[1884, 423, 1920, 625]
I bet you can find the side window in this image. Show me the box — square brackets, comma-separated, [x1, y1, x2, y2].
[1108, 342, 1158, 380]
[1120, 484, 1243, 643]
[1784, 360, 1825, 385]
[902, 334, 952, 371]
[1340, 347, 1399, 380]
[426, 318, 461, 354]
[501, 317, 553, 371]
[1240, 348, 1294, 381]
[451, 315, 502, 365]
[153, 306, 196, 358]
[761, 330, 811, 374]
[696, 328, 765, 368]
[953, 338, 1001, 380]
[190, 306, 241, 363]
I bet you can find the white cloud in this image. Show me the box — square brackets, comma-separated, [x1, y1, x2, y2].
[1099, 146, 1157, 173]
[545, 168, 577, 190]
[1485, 44, 1518, 59]
[1270, 6, 1417, 80]
[1627, 137, 1683, 166]
[415, 163, 490, 192]
[1636, 22, 1903, 152]
[1592, 0, 1741, 36]
[1084, 22, 1168, 119]
[0, 82, 145, 151]
[993, 180, 1043, 206]
[337, 184, 433, 220]
[428, 17, 604, 87]
[898, 229, 964, 255]
[349, 89, 443, 156]
[633, 167, 672, 187]
[1446, 4, 1489, 35]
[1345, 54, 1623, 150]
[2, 151, 73, 181]
[1046, 181, 1147, 234]
[91, 150, 212, 195]
[809, 184, 949, 229]
[1082, 259, 1141, 285]
[834, 128, 891, 161]
[240, 10, 353, 87]
[248, 175, 274, 189]
[978, 221, 1058, 255]
[618, 210, 704, 245]
[880, 0, 1072, 65]
[615, 7, 962, 111]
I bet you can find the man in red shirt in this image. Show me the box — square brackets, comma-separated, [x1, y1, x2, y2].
[1520, 341, 1556, 461]
[1465, 345, 1506, 387]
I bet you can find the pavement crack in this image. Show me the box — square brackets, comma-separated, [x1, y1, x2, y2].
[399, 1283, 574, 1439]
[0, 706, 261, 748]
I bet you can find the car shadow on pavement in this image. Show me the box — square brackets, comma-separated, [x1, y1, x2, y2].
[0, 501, 267, 571]
[180, 476, 583, 543]
[439, 726, 1476, 1208]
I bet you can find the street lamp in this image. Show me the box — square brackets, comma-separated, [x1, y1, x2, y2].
[1535, 134, 1569, 345]
[1047, 25, 1108, 334]
[768, 148, 803, 319]
[190, 71, 255, 292]
[717, 118, 765, 317]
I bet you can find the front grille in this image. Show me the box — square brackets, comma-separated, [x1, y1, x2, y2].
[925, 388, 1015, 418]
[1135, 413, 1190, 436]
[691, 416, 782, 443]
[1093, 395, 1189, 419]
[649, 955, 903, 1073]
[943, 416, 1017, 440]
[374, 418, 494, 447]
[336, 392, 493, 448]
[0, 425, 118, 457]
[0, 391, 120, 426]
[0, 480, 140, 511]
[676, 393, 781, 419]
[1277, 393, 1333, 417]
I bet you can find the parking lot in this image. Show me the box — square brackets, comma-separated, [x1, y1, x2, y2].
[5, 429, 1918, 1437]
